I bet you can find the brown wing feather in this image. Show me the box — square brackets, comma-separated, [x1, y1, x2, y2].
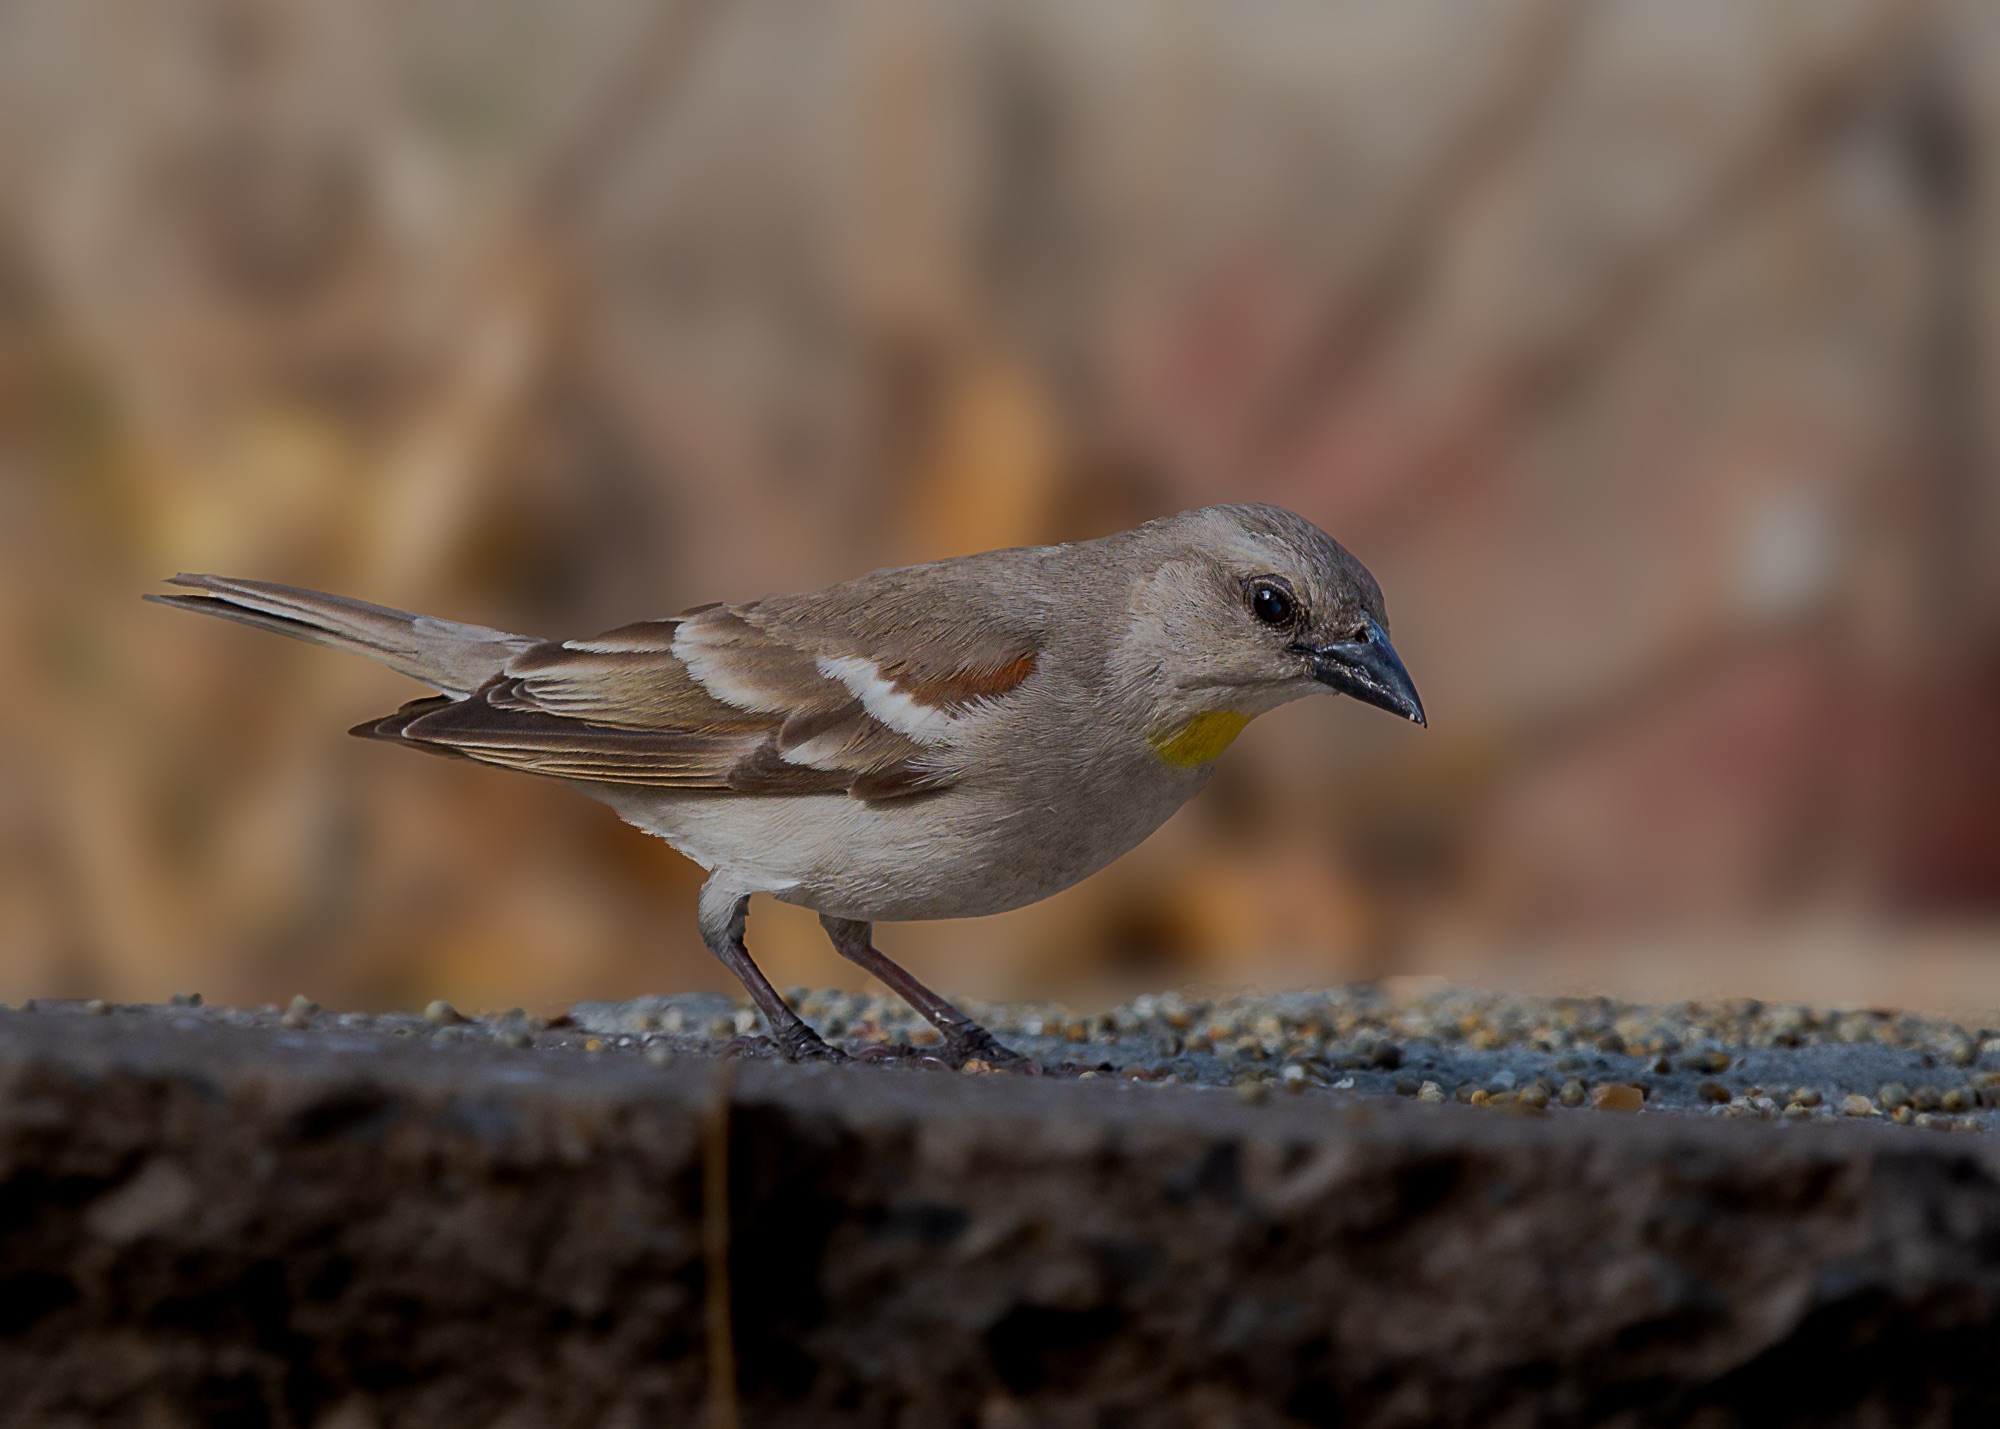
[349, 572, 1044, 801]
[350, 609, 952, 800]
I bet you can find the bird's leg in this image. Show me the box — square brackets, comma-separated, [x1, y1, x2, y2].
[819, 915, 1024, 1066]
[698, 882, 843, 1063]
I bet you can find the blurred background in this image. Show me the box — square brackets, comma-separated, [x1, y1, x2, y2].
[3, 0, 1999, 1018]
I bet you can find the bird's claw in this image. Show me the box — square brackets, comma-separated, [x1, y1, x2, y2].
[943, 1024, 1031, 1070]
[723, 1028, 848, 1064]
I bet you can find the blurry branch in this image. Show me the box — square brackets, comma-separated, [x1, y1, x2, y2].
[374, 0, 725, 591]
[1248, 0, 1586, 468]
[1902, 49, 1987, 637]
[1353, 0, 1938, 549]
[526, 0, 722, 230]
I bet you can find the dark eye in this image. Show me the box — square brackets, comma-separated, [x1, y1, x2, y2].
[1248, 580, 1296, 628]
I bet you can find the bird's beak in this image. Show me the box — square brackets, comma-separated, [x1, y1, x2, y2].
[1303, 617, 1427, 727]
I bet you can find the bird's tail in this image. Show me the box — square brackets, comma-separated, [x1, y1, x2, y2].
[145, 574, 540, 698]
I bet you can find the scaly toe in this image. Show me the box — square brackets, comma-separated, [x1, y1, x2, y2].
[945, 1025, 1027, 1068]
[780, 1030, 848, 1064]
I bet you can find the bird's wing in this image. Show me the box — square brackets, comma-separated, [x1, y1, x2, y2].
[355, 591, 1042, 803]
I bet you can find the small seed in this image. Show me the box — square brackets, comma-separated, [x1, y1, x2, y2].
[1697, 1079, 1731, 1104]
[1558, 1079, 1588, 1108]
[1841, 1095, 1876, 1117]
[423, 1000, 465, 1026]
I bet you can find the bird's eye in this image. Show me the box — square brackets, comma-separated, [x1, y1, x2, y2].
[1248, 580, 1296, 628]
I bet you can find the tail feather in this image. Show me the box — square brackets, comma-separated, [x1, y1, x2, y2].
[146, 574, 541, 697]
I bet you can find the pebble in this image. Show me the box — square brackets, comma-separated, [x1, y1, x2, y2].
[1790, 1088, 1822, 1109]
[1589, 1084, 1644, 1114]
[1558, 1080, 1588, 1108]
[423, 1000, 466, 1026]
[170, 993, 203, 1008]
[1942, 1088, 1975, 1114]
[1417, 1081, 1445, 1103]
[83, 999, 108, 1017]
[281, 994, 316, 1030]
[1696, 1079, 1731, 1104]
[1878, 1083, 1912, 1111]
[1842, 1095, 1876, 1118]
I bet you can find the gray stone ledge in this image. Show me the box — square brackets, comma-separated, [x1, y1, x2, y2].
[3, 1003, 1999, 1427]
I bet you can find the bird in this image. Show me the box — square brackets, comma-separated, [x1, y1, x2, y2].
[147, 503, 1424, 1064]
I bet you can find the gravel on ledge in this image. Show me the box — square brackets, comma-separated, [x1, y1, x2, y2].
[22, 979, 1999, 1129]
[7, 986, 2000, 1425]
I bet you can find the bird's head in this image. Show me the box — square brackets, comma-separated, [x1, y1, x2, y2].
[1118, 504, 1425, 764]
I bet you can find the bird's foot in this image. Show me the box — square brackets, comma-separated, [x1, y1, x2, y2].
[942, 1023, 1034, 1071]
[723, 1025, 848, 1064]
[780, 1024, 848, 1063]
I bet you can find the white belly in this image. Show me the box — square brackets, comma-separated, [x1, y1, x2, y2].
[587, 757, 1209, 922]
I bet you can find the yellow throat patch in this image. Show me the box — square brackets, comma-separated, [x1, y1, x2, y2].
[1150, 709, 1254, 769]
